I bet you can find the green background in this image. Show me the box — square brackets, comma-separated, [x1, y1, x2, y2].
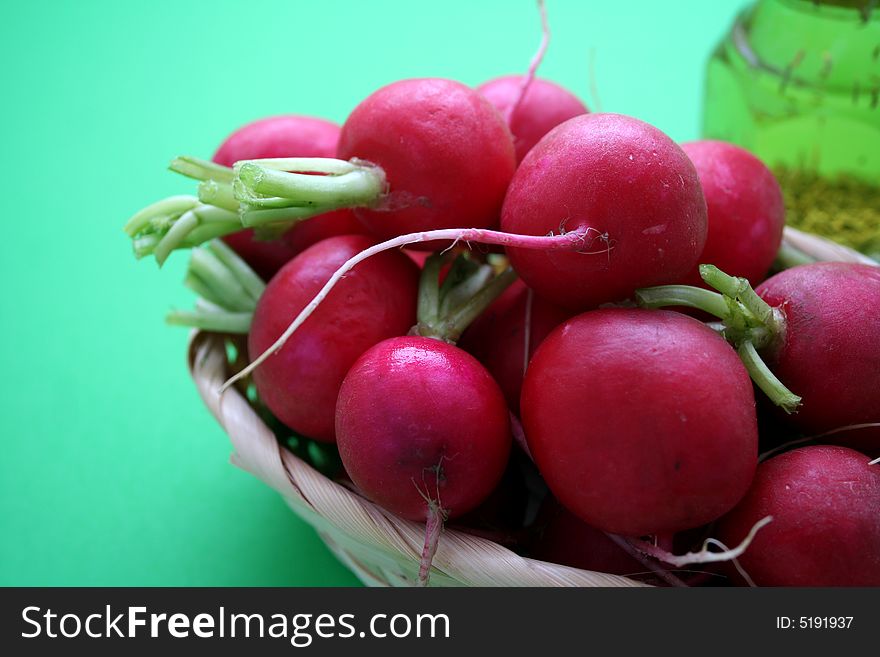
[0, 0, 748, 586]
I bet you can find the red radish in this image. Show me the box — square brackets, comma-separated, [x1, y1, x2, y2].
[501, 113, 708, 310]
[478, 76, 588, 163]
[754, 263, 880, 444]
[212, 115, 365, 279]
[213, 115, 341, 166]
[336, 337, 511, 582]
[521, 308, 758, 536]
[459, 280, 571, 414]
[336, 337, 510, 521]
[334, 78, 516, 241]
[679, 140, 784, 286]
[717, 445, 880, 586]
[248, 235, 419, 442]
[332, 250, 519, 584]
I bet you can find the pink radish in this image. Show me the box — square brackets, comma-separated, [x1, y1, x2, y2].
[336, 336, 511, 585]
[213, 115, 341, 166]
[248, 234, 419, 442]
[717, 445, 880, 586]
[336, 337, 511, 523]
[334, 251, 518, 584]
[520, 308, 758, 536]
[212, 115, 365, 280]
[679, 140, 784, 286]
[501, 113, 708, 310]
[478, 76, 588, 163]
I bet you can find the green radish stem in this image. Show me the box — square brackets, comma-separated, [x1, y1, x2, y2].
[220, 225, 594, 394]
[635, 264, 801, 413]
[413, 253, 517, 343]
[698, 265, 780, 332]
[124, 194, 242, 265]
[737, 341, 801, 413]
[165, 239, 265, 334]
[125, 156, 384, 265]
[170, 155, 235, 185]
[634, 284, 730, 319]
[166, 302, 253, 334]
[234, 157, 386, 213]
[199, 179, 239, 212]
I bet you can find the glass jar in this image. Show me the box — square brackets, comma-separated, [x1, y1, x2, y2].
[703, 0, 880, 257]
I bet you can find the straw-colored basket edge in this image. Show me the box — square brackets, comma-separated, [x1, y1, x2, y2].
[187, 226, 873, 587]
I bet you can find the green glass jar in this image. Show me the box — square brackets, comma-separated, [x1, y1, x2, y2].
[703, 0, 880, 257]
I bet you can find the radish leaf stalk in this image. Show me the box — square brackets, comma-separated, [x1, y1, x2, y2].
[234, 158, 386, 212]
[635, 264, 802, 413]
[414, 253, 518, 343]
[165, 239, 265, 334]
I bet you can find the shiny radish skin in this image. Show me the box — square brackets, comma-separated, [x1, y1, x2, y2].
[336, 78, 517, 244]
[680, 141, 785, 286]
[459, 280, 572, 415]
[248, 235, 419, 442]
[335, 337, 512, 521]
[521, 308, 758, 536]
[477, 75, 588, 163]
[501, 113, 707, 310]
[756, 262, 880, 446]
[213, 115, 364, 280]
[717, 446, 880, 586]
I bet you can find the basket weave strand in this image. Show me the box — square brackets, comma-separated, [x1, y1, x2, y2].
[187, 227, 872, 587]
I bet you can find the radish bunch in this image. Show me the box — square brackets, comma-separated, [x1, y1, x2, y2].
[128, 15, 879, 587]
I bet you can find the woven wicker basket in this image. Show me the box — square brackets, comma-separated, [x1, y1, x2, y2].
[187, 227, 873, 587]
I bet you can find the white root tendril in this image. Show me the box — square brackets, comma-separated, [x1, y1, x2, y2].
[703, 538, 758, 587]
[629, 516, 773, 568]
[217, 226, 592, 393]
[507, 0, 550, 125]
[608, 534, 689, 587]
